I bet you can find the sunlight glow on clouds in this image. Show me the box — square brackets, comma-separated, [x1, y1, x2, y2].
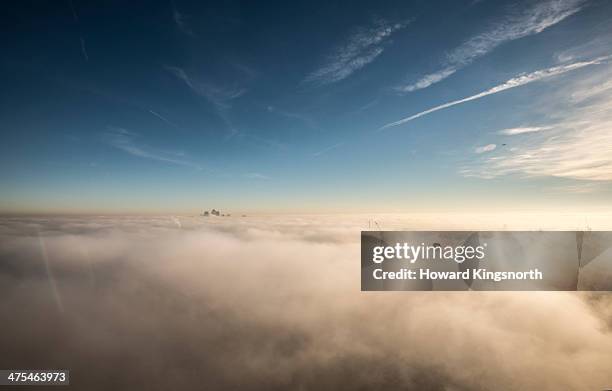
[498, 126, 553, 135]
[475, 144, 497, 154]
[463, 63, 612, 182]
[1, 215, 612, 390]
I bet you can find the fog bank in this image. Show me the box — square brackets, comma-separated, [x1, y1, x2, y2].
[1, 215, 611, 390]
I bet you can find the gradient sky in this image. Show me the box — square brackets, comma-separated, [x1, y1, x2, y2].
[1, 0, 611, 213]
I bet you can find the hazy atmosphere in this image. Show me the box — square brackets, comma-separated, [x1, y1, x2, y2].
[1, 0, 612, 213]
[1, 214, 612, 390]
[1, 1, 612, 390]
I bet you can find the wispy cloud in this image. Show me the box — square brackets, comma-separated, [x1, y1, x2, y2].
[555, 34, 612, 66]
[244, 172, 270, 180]
[462, 62, 612, 182]
[172, 2, 194, 36]
[267, 105, 319, 130]
[570, 78, 612, 102]
[165, 66, 247, 105]
[551, 182, 606, 194]
[148, 109, 180, 129]
[381, 56, 608, 130]
[105, 126, 203, 170]
[399, 67, 456, 93]
[69, 0, 79, 22]
[312, 142, 344, 157]
[304, 18, 411, 86]
[238, 133, 289, 152]
[498, 126, 553, 135]
[397, 0, 586, 92]
[79, 37, 89, 61]
[165, 66, 246, 135]
[467, 118, 612, 181]
[475, 144, 497, 154]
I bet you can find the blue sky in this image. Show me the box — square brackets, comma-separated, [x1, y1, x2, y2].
[1, 0, 611, 213]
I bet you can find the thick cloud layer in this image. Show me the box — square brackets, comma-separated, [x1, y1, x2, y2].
[0, 215, 611, 390]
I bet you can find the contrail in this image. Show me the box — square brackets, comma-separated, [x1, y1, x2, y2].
[148, 109, 180, 129]
[312, 142, 343, 157]
[379, 56, 610, 130]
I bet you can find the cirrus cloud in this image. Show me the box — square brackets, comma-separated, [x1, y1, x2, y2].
[397, 0, 586, 92]
[304, 18, 411, 86]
